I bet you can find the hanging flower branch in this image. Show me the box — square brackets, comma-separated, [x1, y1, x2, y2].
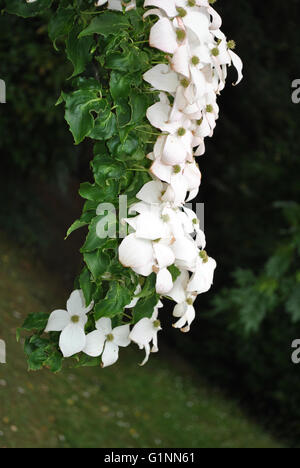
[8, 0, 242, 372]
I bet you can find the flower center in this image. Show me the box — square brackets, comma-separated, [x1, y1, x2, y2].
[199, 250, 209, 263]
[211, 47, 220, 57]
[176, 29, 186, 42]
[191, 56, 200, 66]
[71, 315, 80, 323]
[177, 127, 186, 137]
[106, 333, 114, 342]
[176, 7, 187, 18]
[206, 104, 213, 113]
[153, 320, 161, 329]
[186, 298, 193, 306]
[180, 78, 189, 88]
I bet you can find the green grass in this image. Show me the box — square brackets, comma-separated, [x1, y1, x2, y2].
[0, 235, 284, 448]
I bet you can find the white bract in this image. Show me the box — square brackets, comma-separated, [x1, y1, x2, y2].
[129, 302, 163, 366]
[84, 318, 131, 367]
[95, 0, 136, 11]
[45, 290, 93, 358]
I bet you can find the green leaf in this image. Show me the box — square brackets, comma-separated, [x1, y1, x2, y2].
[45, 351, 63, 373]
[81, 215, 117, 253]
[110, 72, 131, 100]
[62, 84, 102, 144]
[94, 282, 132, 320]
[106, 47, 149, 73]
[27, 348, 48, 371]
[21, 312, 49, 332]
[137, 273, 156, 298]
[83, 250, 111, 280]
[92, 155, 125, 185]
[5, 0, 53, 17]
[79, 268, 95, 306]
[89, 108, 117, 141]
[79, 12, 129, 38]
[48, 6, 76, 49]
[66, 24, 94, 78]
[133, 292, 160, 323]
[66, 211, 95, 238]
[130, 91, 150, 125]
[74, 354, 101, 368]
[168, 265, 181, 282]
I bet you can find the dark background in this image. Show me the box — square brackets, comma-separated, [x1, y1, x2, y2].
[1, 0, 300, 446]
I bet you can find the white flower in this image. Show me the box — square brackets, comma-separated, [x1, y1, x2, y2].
[129, 302, 163, 365]
[45, 290, 93, 358]
[173, 300, 195, 333]
[95, 0, 136, 11]
[188, 254, 217, 293]
[168, 270, 196, 332]
[83, 317, 130, 367]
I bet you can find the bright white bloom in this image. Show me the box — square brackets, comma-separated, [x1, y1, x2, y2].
[188, 253, 217, 294]
[95, 0, 136, 11]
[83, 318, 130, 367]
[45, 290, 93, 358]
[129, 302, 163, 365]
[168, 271, 196, 332]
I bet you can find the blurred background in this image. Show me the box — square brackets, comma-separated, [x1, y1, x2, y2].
[0, 0, 299, 448]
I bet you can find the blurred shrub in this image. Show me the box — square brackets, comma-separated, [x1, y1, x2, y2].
[0, 11, 80, 246]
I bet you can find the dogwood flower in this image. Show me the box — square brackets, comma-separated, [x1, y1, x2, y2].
[45, 290, 93, 358]
[188, 251, 217, 293]
[95, 0, 136, 11]
[83, 318, 130, 367]
[129, 301, 163, 365]
[167, 270, 196, 332]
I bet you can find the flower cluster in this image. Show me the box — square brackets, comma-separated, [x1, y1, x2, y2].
[46, 289, 163, 366]
[118, 1, 242, 340]
[43, 0, 242, 368]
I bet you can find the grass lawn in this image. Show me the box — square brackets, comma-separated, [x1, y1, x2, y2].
[0, 234, 284, 448]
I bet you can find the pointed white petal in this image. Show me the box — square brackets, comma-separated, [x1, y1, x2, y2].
[113, 324, 131, 347]
[144, 0, 177, 17]
[171, 43, 190, 77]
[149, 18, 178, 54]
[119, 234, 154, 269]
[45, 310, 70, 332]
[129, 318, 155, 347]
[229, 50, 243, 85]
[102, 341, 119, 368]
[83, 330, 105, 357]
[188, 257, 217, 293]
[67, 289, 93, 316]
[136, 180, 164, 204]
[156, 268, 173, 294]
[95, 317, 112, 335]
[168, 270, 189, 303]
[59, 323, 86, 358]
[144, 64, 179, 93]
[153, 243, 175, 269]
